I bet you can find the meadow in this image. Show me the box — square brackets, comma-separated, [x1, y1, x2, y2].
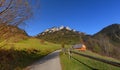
[60, 50, 120, 70]
[0, 38, 61, 70]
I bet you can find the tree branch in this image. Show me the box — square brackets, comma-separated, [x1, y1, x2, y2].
[0, 0, 13, 15]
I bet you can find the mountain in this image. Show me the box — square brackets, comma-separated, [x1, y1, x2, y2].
[36, 26, 85, 44]
[94, 24, 120, 46]
[42, 26, 73, 34]
[0, 24, 28, 43]
[36, 24, 120, 59]
[84, 24, 120, 59]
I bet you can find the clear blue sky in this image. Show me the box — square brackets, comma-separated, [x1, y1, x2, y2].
[24, 0, 120, 36]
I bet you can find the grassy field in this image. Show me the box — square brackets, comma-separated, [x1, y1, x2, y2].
[60, 50, 120, 70]
[0, 38, 61, 70]
[73, 50, 120, 63]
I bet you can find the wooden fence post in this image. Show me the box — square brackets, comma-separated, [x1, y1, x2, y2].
[68, 48, 72, 59]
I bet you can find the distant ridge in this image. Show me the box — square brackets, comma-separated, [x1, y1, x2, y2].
[93, 24, 120, 46]
[43, 26, 72, 34]
[36, 26, 85, 44]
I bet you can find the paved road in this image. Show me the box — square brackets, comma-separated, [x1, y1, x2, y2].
[24, 50, 62, 70]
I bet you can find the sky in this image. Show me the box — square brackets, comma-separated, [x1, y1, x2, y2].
[24, 0, 120, 36]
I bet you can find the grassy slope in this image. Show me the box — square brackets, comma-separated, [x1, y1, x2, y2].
[0, 38, 61, 70]
[7, 38, 60, 49]
[3, 38, 61, 55]
[60, 50, 120, 70]
[74, 50, 120, 62]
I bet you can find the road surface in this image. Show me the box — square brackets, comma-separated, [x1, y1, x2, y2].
[24, 50, 62, 70]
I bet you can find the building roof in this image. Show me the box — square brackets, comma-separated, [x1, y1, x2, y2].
[72, 44, 86, 49]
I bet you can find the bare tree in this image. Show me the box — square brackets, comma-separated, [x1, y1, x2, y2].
[0, 0, 35, 48]
[0, 0, 32, 26]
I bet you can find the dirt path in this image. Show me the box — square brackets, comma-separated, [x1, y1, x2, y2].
[24, 50, 62, 70]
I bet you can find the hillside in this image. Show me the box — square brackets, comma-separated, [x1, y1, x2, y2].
[0, 37, 62, 70]
[37, 24, 120, 59]
[37, 26, 85, 44]
[0, 23, 119, 69]
[94, 24, 120, 46]
[0, 24, 28, 43]
[84, 24, 120, 59]
[0, 24, 63, 69]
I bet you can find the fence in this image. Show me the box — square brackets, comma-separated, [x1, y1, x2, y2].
[66, 49, 120, 68]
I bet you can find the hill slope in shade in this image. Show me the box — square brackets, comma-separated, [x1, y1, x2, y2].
[84, 24, 120, 59]
[94, 24, 120, 46]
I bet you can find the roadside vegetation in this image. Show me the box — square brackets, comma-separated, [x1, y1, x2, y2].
[0, 38, 61, 70]
[60, 50, 120, 70]
[73, 50, 120, 62]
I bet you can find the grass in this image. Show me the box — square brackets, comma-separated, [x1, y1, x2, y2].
[0, 38, 61, 70]
[2, 38, 62, 56]
[0, 49, 42, 70]
[7, 38, 60, 49]
[74, 50, 120, 63]
[60, 50, 120, 70]
[60, 53, 91, 70]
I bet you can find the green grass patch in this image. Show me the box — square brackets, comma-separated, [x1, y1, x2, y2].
[0, 38, 61, 70]
[74, 50, 120, 63]
[60, 53, 91, 70]
[60, 51, 120, 70]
